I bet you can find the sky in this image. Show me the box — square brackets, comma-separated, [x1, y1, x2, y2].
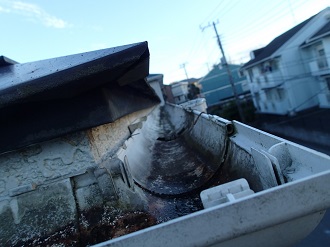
[0, 0, 329, 85]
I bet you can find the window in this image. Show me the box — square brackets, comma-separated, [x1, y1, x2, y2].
[264, 75, 268, 83]
[270, 60, 278, 71]
[254, 93, 261, 111]
[272, 102, 276, 110]
[176, 96, 182, 102]
[248, 69, 254, 82]
[276, 88, 285, 101]
[316, 45, 328, 69]
[238, 70, 244, 78]
[324, 77, 330, 91]
[255, 92, 260, 101]
[259, 60, 279, 74]
[265, 90, 272, 101]
[264, 102, 268, 110]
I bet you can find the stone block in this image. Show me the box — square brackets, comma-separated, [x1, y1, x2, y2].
[0, 179, 77, 246]
[9, 183, 35, 197]
[94, 167, 118, 201]
[101, 158, 123, 178]
[75, 184, 103, 212]
[73, 169, 97, 189]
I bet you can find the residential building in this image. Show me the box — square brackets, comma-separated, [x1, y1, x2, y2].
[198, 64, 249, 107]
[241, 7, 330, 115]
[171, 81, 189, 104]
[163, 78, 203, 105]
[163, 84, 175, 103]
[300, 14, 330, 108]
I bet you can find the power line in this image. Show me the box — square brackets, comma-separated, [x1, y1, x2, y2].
[196, 1, 298, 77]
[200, 0, 226, 25]
[180, 63, 189, 80]
[225, 45, 330, 77]
[217, 0, 240, 19]
[201, 21, 246, 122]
[249, 79, 328, 109]
[188, 0, 324, 85]
[254, 86, 329, 128]
[222, 0, 311, 43]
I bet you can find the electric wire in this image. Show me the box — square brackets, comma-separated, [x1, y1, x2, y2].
[222, 0, 311, 43]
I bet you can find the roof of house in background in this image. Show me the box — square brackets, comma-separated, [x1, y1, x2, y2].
[198, 63, 247, 107]
[178, 78, 200, 84]
[241, 14, 315, 69]
[310, 19, 330, 40]
[199, 64, 243, 82]
[300, 17, 330, 47]
[251, 48, 265, 58]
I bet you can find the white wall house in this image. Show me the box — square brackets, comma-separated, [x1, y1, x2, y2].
[241, 7, 330, 115]
[171, 81, 189, 104]
[300, 14, 330, 108]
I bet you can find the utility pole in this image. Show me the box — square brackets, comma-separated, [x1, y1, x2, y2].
[201, 21, 246, 123]
[205, 62, 210, 72]
[180, 63, 189, 81]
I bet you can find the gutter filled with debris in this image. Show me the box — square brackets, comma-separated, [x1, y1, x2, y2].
[1, 43, 330, 247]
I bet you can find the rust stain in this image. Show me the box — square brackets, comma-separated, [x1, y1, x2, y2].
[14, 211, 157, 247]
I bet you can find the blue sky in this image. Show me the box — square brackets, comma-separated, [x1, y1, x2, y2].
[0, 0, 329, 84]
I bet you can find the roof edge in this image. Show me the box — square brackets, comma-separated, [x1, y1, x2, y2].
[0, 55, 18, 67]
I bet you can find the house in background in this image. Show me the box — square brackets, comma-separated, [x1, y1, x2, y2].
[300, 15, 330, 108]
[163, 84, 175, 103]
[241, 7, 330, 115]
[198, 64, 249, 107]
[171, 81, 189, 104]
[179, 78, 201, 100]
[162, 78, 199, 105]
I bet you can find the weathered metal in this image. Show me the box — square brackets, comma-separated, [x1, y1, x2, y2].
[123, 105, 231, 195]
[94, 105, 330, 247]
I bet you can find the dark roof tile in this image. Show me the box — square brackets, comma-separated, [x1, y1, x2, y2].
[242, 15, 314, 69]
[0, 56, 18, 67]
[310, 20, 330, 40]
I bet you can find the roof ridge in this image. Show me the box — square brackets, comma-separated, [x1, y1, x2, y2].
[241, 13, 316, 69]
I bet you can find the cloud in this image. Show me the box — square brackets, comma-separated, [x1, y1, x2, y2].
[0, 5, 10, 13]
[0, 0, 69, 28]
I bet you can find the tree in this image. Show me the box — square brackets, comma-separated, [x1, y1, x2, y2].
[187, 83, 200, 100]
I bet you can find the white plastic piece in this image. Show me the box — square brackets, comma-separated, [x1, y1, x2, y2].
[200, 178, 254, 208]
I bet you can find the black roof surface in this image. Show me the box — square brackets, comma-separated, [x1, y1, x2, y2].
[241, 15, 314, 69]
[0, 42, 160, 154]
[310, 20, 330, 40]
[0, 56, 18, 67]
